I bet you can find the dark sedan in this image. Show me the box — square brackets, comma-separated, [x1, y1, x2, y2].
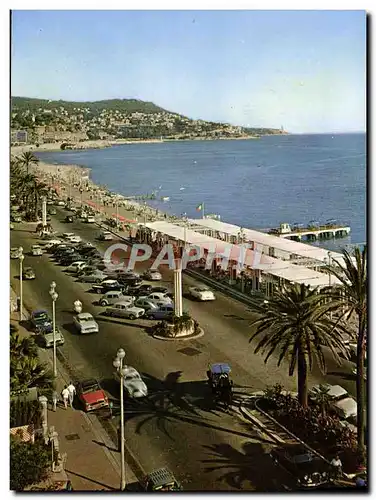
[30, 310, 53, 333]
[270, 445, 331, 489]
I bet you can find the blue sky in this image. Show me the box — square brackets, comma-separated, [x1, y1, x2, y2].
[11, 10, 366, 133]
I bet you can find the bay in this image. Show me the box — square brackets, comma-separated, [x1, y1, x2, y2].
[36, 133, 366, 251]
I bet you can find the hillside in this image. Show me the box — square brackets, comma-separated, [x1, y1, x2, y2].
[11, 96, 171, 115]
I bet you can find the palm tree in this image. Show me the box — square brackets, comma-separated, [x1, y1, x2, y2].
[10, 330, 38, 361]
[11, 357, 53, 392]
[323, 246, 367, 460]
[248, 282, 348, 407]
[18, 152, 39, 174]
[310, 384, 331, 417]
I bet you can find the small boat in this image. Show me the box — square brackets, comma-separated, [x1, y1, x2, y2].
[161, 196, 170, 202]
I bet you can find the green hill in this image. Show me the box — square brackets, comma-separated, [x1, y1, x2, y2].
[11, 96, 171, 115]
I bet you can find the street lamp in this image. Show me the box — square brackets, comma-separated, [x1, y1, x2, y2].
[113, 347, 126, 491]
[18, 247, 24, 321]
[49, 282, 58, 378]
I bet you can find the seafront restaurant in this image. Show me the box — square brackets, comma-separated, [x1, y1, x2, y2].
[136, 220, 342, 297]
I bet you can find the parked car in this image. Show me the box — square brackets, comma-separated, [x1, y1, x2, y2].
[92, 279, 125, 294]
[145, 304, 174, 320]
[77, 265, 99, 277]
[11, 214, 23, 223]
[65, 261, 87, 273]
[73, 313, 99, 334]
[56, 200, 65, 206]
[106, 301, 145, 320]
[76, 379, 109, 412]
[126, 284, 153, 296]
[117, 276, 143, 287]
[270, 444, 331, 489]
[59, 253, 83, 266]
[98, 231, 113, 241]
[23, 267, 36, 280]
[142, 269, 162, 281]
[147, 292, 173, 306]
[66, 235, 82, 244]
[48, 207, 57, 215]
[80, 270, 108, 284]
[134, 297, 159, 312]
[141, 468, 182, 491]
[41, 327, 65, 348]
[309, 384, 357, 419]
[31, 245, 43, 256]
[114, 366, 148, 398]
[189, 286, 216, 301]
[150, 286, 169, 294]
[65, 215, 74, 223]
[98, 290, 130, 307]
[31, 310, 53, 333]
[86, 216, 96, 223]
[62, 232, 76, 240]
[10, 247, 21, 259]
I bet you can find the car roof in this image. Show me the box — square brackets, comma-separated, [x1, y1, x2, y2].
[77, 313, 93, 319]
[80, 378, 100, 389]
[311, 384, 348, 398]
[105, 290, 121, 295]
[145, 468, 177, 487]
[32, 310, 48, 316]
[115, 301, 132, 306]
[210, 363, 231, 374]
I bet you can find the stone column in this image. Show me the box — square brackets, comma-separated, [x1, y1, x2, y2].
[42, 196, 47, 227]
[173, 266, 183, 317]
[38, 395, 48, 442]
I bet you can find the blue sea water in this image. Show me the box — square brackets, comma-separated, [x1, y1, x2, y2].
[36, 133, 366, 251]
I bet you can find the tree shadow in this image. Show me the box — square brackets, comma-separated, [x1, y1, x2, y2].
[201, 442, 292, 491]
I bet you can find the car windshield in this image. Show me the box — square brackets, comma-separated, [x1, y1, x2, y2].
[34, 312, 48, 321]
[79, 316, 93, 323]
[82, 382, 100, 392]
[125, 374, 141, 381]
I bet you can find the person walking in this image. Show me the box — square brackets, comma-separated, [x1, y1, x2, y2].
[61, 386, 69, 409]
[52, 390, 58, 412]
[67, 382, 76, 408]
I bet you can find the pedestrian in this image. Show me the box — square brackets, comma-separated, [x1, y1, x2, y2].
[61, 386, 69, 409]
[16, 296, 21, 313]
[330, 455, 343, 479]
[52, 390, 58, 411]
[67, 381, 76, 408]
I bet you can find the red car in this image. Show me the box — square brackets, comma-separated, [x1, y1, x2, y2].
[77, 379, 109, 412]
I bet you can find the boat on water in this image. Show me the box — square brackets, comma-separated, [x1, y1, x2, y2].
[161, 196, 170, 202]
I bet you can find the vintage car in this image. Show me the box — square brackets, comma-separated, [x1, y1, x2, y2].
[144, 304, 174, 320]
[92, 279, 125, 294]
[106, 301, 144, 320]
[10, 247, 21, 259]
[142, 269, 162, 281]
[98, 231, 113, 241]
[98, 290, 131, 307]
[76, 379, 109, 412]
[31, 245, 43, 256]
[189, 285, 216, 301]
[41, 327, 65, 348]
[309, 384, 357, 420]
[270, 444, 331, 489]
[141, 468, 182, 491]
[65, 215, 74, 223]
[31, 310, 53, 333]
[73, 312, 99, 334]
[23, 267, 36, 280]
[114, 365, 148, 398]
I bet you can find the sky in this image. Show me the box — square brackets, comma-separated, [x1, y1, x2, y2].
[11, 9, 366, 133]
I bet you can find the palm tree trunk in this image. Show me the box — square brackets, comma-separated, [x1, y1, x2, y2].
[297, 349, 308, 407]
[356, 315, 366, 460]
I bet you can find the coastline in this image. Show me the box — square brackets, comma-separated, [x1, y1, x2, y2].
[11, 134, 269, 155]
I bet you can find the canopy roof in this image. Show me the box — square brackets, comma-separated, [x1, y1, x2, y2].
[188, 218, 346, 266]
[143, 221, 341, 287]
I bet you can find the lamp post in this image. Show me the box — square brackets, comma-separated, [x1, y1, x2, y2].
[18, 247, 24, 321]
[113, 348, 126, 491]
[49, 282, 58, 378]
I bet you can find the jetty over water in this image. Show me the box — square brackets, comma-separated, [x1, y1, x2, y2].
[269, 222, 351, 242]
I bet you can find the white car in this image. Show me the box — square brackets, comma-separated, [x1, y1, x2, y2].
[99, 291, 130, 307]
[114, 366, 148, 398]
[80, 270, 108, 283]
[10, 247, 21, 259]
[309, 384, 357, 420]
[42, 328, 65, 348]
[62, 232, 76, 240]
[73, 312, 99, 334]
[66, 261, 87, 273]
[57, 200, 65, 206]
[99, 231, 113, 241]
[147, 292, 173, 306]
[41, 239, 63, 250]
[189, 286, 216, 301]
[86, 216, 96, 223]
[106, 301, 145, 320]
[143, 270, 162, 281]
[31, 245, 43, 256]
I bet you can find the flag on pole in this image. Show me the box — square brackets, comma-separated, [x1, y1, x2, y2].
[196, 203, 203, 211]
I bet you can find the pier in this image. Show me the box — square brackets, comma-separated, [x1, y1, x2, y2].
[268, 222, 351, 242]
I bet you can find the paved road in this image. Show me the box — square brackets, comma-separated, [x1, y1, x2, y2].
[10, 211, 357, 491]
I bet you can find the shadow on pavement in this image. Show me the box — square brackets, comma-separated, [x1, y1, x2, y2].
[96, 316, 146, 330]
[64, 469, 117, 491]
[201, 442, 290, 492]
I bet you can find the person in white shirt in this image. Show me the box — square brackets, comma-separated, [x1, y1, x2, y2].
[61, 386, 69, 409]
[330, 455, 343, 478]
[67, 382, 76, 408]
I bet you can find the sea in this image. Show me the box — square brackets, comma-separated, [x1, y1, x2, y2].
[36, 133, 366, 251]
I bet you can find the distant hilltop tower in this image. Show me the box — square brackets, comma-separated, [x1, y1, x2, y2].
[280, 124, 284, 132]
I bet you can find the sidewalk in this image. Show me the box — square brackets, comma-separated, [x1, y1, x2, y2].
[10, 286, 137, 491]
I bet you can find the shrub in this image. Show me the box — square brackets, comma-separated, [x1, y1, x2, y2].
[10, 435, 50, 491]
[10, 400, 42, 429]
